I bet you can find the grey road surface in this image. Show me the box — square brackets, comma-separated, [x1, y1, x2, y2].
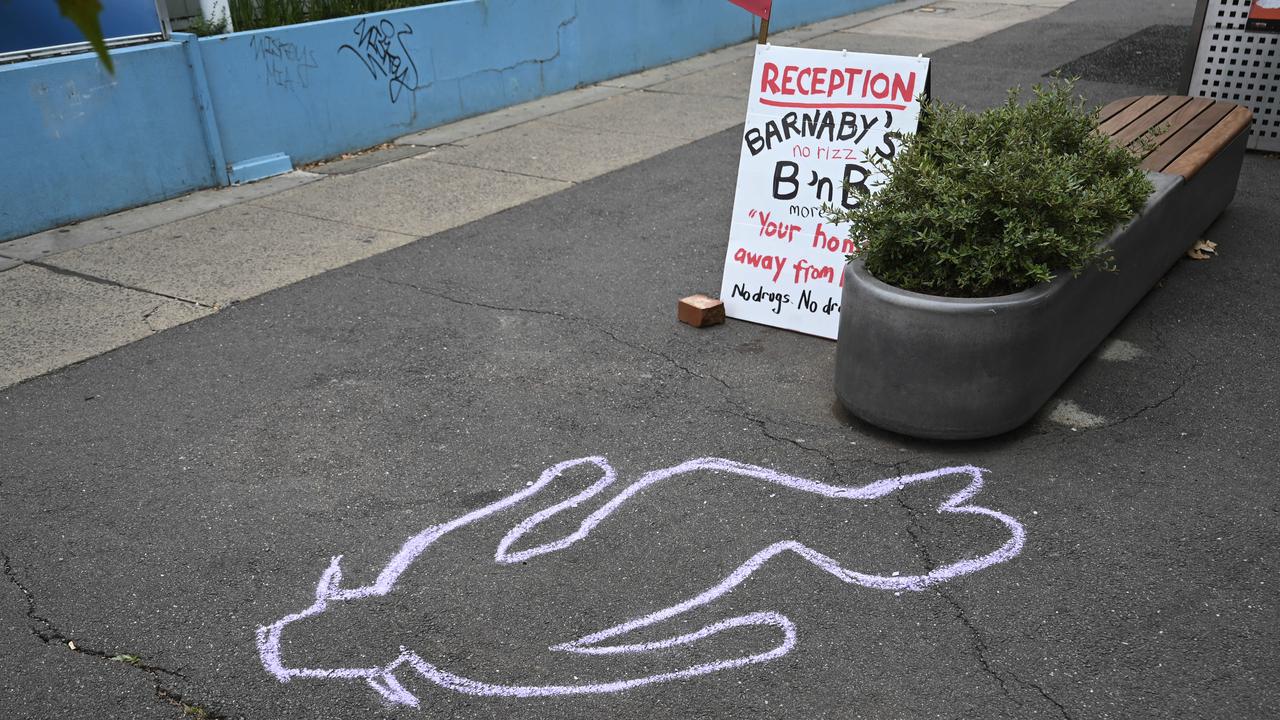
[3, 1, 1277, 718]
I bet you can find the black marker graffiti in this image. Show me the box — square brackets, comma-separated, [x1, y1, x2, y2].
[250, 35, 318, 90]
[338, 18, 419, 104]
[771, 161, 875, 209]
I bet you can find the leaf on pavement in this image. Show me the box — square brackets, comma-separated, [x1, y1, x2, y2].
[1187, 239, 1218, 261]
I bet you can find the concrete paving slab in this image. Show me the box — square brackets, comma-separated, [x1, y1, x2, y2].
[767, 0, 938, 43]
[544, 90, 745, 141]
[596, 62, 695, 91]
[856, 2, 1059, 42]
[0, 257, 20, 273]
[396, 85, 629, 147]
[0, 265, 210, 389]
[598, 44, 757, 91]
[44, 203, 417, 309]
[426, 119, 690, 184]
[306, 145, 432, 175]
[987, 0, 1072, 6]
[252, 156, 572, 238]
[646, 57, 755, 100]
[797, 28, 956, 57]
[0, 171, 322, 263]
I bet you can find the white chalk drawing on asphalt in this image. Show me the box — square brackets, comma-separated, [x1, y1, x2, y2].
[257, 457, 1025, 706]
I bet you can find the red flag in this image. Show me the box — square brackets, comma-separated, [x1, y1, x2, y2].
[728, 0, 772, 20]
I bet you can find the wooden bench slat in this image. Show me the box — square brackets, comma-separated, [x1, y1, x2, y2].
[1110, 96, 1192, 148]
[1127, 97, 1216, 155]
[1097, 95, 1164, 137]
[1139, 101, 1237, 174]
[1162, 106, 1253, 180]
[1098, 96, 1140, 124]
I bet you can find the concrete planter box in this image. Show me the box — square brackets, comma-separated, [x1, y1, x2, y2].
[834, 168, 1220, 440]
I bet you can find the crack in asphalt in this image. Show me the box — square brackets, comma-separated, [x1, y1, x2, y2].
[893, 497, 1023, 710]
[1036, 327, 1203, 442]
[1008, 668, 1077, 720]
[1102, 359, 1202, 430]
[729, 408, 903, 474]
[361, 273, 922, 475]
[1149, 324, 1199, 365]
[1, 551, 228, 720]
[594, 324, 738, 393]
[894, 496, 1073, 720]
[364, 273, 567, 319]
[744, 412, 832, 459]
[357, 273, 738, 394]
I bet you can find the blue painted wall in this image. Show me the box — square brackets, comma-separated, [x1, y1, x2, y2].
[203, 0, 892, 169]
[198, 0, 584, 171]
[0, 39, 219, 241]
[1, 0, 892, 242]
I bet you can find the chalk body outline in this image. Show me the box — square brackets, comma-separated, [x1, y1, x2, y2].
[257, 457, 1025, 705]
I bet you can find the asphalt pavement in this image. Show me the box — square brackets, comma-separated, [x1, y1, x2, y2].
[2, 1, 1278, 719]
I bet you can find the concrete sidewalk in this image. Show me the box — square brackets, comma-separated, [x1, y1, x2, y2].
[0, 0, 1072, 390]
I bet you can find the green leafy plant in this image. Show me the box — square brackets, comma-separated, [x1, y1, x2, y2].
[227, 0, 448, 31]
[827, 79, 1153, 298]
[187, 12, 230, 37]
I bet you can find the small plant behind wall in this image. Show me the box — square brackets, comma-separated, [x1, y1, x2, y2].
[228, 0, 449, 32]
[187, 12, 230, 36]
[827, 79, 1154, 298]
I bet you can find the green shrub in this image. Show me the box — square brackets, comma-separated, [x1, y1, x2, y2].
[827, 80, 1154, 298]
[188, 13, 230, 36]
[229, 0, 449, 32]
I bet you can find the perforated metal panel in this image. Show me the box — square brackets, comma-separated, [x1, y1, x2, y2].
[1187, 0, 1280, 151]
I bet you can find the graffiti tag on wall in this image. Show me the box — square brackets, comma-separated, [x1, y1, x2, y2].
[338, 18, 419, 103]
[257, 456, 1025, 705]
[250, 35, 318, 90]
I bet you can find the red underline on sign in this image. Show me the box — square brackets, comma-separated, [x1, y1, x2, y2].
[759, 99, 908, 110]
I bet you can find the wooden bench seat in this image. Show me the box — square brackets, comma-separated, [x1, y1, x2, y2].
[1096, 94, 1252, 245]
[1098, 95, 1253, 179]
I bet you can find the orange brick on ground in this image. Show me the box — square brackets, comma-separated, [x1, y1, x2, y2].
[678, 294, 725, 328]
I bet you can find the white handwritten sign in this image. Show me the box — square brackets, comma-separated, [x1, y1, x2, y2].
[258, 455, 1023, 704]
[719, 46, 930, 339]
